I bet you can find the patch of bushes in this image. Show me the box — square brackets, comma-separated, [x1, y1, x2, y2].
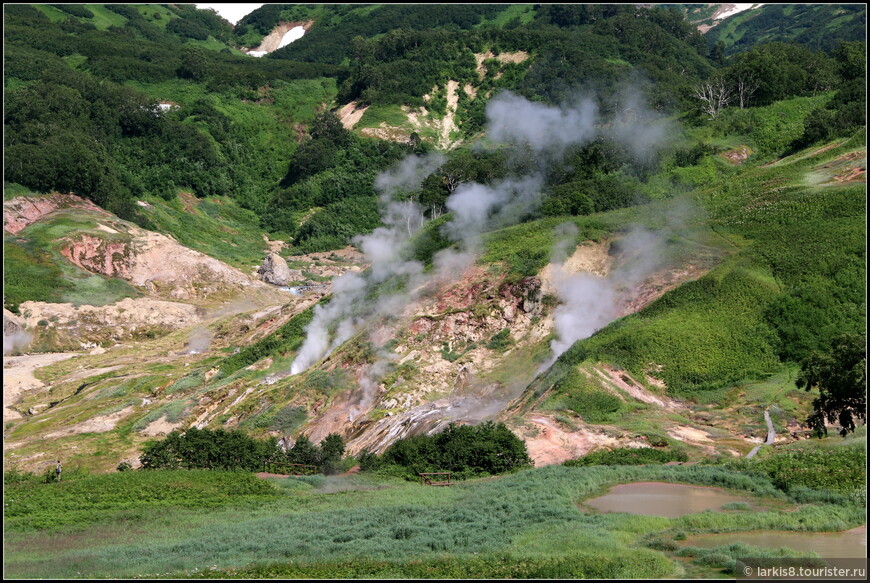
[140, 427, 279, 471]
[731, 443, 866, 495]
[360, 421, 533, 480]
[269, 405, 307, 433]
[544, 368, 624, 423]
[564, 447, 687, 467]
[486, 328, 514, 351]
[218, 306, 315, 376]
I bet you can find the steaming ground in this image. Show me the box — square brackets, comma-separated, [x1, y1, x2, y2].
[289, 87, 678, 439]
[543, 224, 667, 369]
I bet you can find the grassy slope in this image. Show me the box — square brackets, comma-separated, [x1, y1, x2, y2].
[705, 4, 866, 54]
[4, 75, 337, 307]
[545, 133, 864, 396]
[3, 191, 268, 309]
[4, 207, 142, 310]
[134, 194, 270, 272]
[31, 4, 241, 52]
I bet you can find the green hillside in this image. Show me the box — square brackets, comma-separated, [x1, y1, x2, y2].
[2, 6, 866, 579]
[705, 4, 867, 55]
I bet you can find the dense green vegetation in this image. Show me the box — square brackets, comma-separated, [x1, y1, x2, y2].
[4, 468, 279, 531]
[139, 427, 348, 475]
[360, 421, 533, 480]
[139, 427, 279, 471]
[3, 4, 340, 223]
[796, 333, 867, 437]
[564, 447, 688, 467]
[4, 4, 864, 259]
[5, 456, 863, 579]
[704, 4, 867, 55]
[733, 438, 866, 496]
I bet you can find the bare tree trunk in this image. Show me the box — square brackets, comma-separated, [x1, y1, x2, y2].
[735, 74, 758, 109]
[694, 77, 733, 119]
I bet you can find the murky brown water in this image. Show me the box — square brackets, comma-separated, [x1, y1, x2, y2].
[683, 527, 867, 559]
[582, 481, 760, 517]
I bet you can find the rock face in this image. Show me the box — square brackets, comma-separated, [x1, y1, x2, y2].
[3, 309, 31, 355]
[258, 252, 292, 285]
[18, 297, 204, 350]
[59, 226, 277, 301]
[3, 193, 111, 235]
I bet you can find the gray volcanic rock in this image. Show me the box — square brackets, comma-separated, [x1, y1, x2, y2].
[258, 252, 292, 285]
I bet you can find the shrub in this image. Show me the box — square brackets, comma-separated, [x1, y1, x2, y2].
[139, 427, 279, 471]
[564, 447, 688, 467]
[486, 328, 514, 351]
[373, 421, 533, 480]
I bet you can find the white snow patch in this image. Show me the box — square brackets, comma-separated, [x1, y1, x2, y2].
[278, 26, 305, 49]
[718, 4, 762, 20]
[195, 4, 263, 25]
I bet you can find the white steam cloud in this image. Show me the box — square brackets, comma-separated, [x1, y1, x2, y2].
[289, 153, 445, 375]
[546, 224, 668, 367]
[4, 329, 32, 356]
[290, 87, 672, 424]
[185, 326, 213, 354]
[486, 92, 598, 156]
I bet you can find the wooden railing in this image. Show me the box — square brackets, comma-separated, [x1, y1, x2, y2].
[263, 459, 318, 475]
[419, 472, 452, 486]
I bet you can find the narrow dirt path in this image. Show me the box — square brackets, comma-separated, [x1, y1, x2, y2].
[745, 409, 775, 459]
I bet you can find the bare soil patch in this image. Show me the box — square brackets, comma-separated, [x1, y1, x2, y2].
[44, 405, 136, 438]
[338, 101, 369, 130]
[3, 352, 80, 421]
[520, 414, 646, 467]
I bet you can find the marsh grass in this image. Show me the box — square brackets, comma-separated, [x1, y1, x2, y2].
[4, 463, 862, 579]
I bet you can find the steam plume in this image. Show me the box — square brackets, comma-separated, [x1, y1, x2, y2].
[289, 153, 445, 375]
[546, 224, 667, 365]
[3, 329, 32, 356]
[184, 326, 213, 355]
[291, 87, 673, 424]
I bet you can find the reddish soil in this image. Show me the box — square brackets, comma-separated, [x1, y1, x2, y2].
[4, 193, 111, 235]
[720, 145, 752, 165]
[178, 191, 199, 214]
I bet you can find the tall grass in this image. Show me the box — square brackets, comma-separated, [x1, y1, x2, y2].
[4, 470, 279, 531]
[5, 463, 862, 579]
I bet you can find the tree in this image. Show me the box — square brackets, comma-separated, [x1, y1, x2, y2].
[693, 75, 732, 119]
[725, 65, 760, 109]
[287, 435, 320, 466]
[310, 110, 351, 147]
[139, 428, 278, 470]
[796, 334, 866, 437]
[319, 433, 346, 474]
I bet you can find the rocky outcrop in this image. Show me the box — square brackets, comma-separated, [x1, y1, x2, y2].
[3, 193, 111, 235]
[18, 297, 203, 350]
[3, 309, 31, 355]
[59, 227, 280, 301]
[258, 252, 293, 285]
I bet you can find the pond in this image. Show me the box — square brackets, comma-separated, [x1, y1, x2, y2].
[683, 527, 867, 559]
[582, 481, 764, 518]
